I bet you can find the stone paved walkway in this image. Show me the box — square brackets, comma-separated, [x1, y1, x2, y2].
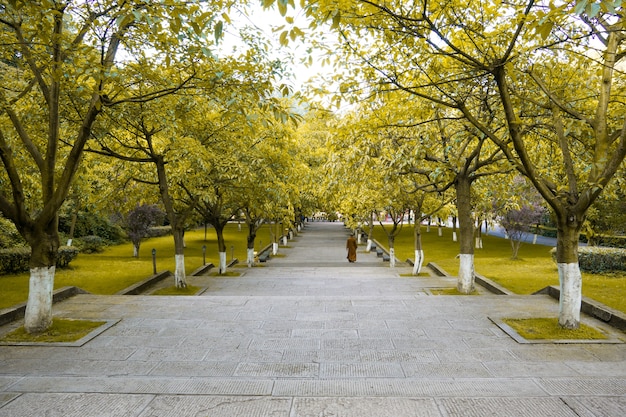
[0, 222, 624, 416]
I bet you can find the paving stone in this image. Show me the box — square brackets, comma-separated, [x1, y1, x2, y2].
[322, 338, 394, 350]
[402, 362, 492, 378]
[137, 395, 292, 417]
[438, 397, 579, 417]
[273, 378, 547, 397]
[292, 397, 441, 417]
[291, 329, 359, 339]
[149, 361, 238, 377]
[0, 393, 153, 417]
[360, 349, 439, 363]
[282, 349, 361, 363]
[128, 347, 210, 362]
[249, 338, 320, 350]
[537, 378, 626, 395]
[321, 363, 405, 378]
[235, 362, 319, 377]
[8, 376, 274, 395]
[483, 361, 580, 377]
[563, 396, 626, 417]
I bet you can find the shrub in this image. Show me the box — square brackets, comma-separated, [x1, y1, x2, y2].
[146, 226, 171, 238]
[0, 217, 25, 249]
[550, 246, 626, 273]
[57, 246, 79, 268]
[74, 235, 105, 253]
[0, 247, 30, 274]
[0, 246, 79, 274]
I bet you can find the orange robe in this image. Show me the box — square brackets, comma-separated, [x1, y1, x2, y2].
[346, 236, 357, 262]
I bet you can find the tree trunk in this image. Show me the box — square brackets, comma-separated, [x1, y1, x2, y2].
[456, 175, 475, 294]
[172, 226, 187, 288]
[388, 235, 396, 268]
[24, 223, 60, 334]
[452, 216, 457, 242]
[215, 223, 227, 274]
[247, 224, 257, 267]
[555, 212, 584, 329]
[366, 212, 374, 252]
[133, 243, 139, 258]
[413, 223, 424, 275]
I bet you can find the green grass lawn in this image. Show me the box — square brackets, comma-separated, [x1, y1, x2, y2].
[372, 224, 626, 314]
[0, 223, 275, 309]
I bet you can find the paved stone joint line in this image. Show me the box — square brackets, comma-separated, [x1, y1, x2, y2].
[0, 222, 624, 416]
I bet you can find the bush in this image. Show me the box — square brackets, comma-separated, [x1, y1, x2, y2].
[0, 217, 25, 249]
[57, 246, 79, 268]
[0, 247, 30, 274]
[74, 235, 105, 253]
[146, 226, 171, 238]
[0, 246, 79, 274]
[550, 246, 626, 273]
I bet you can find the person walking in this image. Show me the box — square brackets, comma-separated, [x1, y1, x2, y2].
[346, 233, 358, 263]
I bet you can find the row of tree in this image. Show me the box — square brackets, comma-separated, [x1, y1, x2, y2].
[0, 1, 329, 334]
[267, 0, 626, 330]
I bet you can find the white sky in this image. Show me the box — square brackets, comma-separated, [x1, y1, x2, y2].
[219, 4, 336, 92]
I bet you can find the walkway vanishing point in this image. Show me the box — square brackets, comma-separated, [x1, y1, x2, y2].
[0, 221, 624, 416]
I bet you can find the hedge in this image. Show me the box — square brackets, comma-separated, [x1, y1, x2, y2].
[550, 246, 626, 274]
[0, 246, 79, 274]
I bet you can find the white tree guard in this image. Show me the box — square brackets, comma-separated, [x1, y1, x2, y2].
[412, 250, 424, 275]
[457, 254, 475, 293]
[174, 254, 186, 287]
[25, 266, 55, 332]
[219, 251, 227, 274]
[247, 248, 255, 267]
[558, 262, 582, 328]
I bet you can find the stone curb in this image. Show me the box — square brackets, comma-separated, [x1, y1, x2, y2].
[534, 285, 626, 331]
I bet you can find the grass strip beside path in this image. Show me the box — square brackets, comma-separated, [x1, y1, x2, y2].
[372, 224, 626, 314]
[0, 224, 275, 309]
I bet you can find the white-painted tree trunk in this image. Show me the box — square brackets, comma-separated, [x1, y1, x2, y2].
[282, 236, 288, 246]
[272, 242, 279, 255]
[24, 266, 55, 333]
[389, 248, 396, 268]
[557, 263, 582, 328]
[219, 251, 227, 274]
[426, 224, 430, 233]
[366, 239, 372, 252]
[357, 232, 362, 245]
[66, 239, 72, 246]
[533, 234, 538, 244]
[412, 250, 424, 275]
[438, 227, 443, 237]
[457, 254, 475, 294]
[133, 244, 139, 258]
[475, 238, 483, 249]
[174, 254, 186, 288]
[452, 231, 457, 242]
[247, 248, 255, 267]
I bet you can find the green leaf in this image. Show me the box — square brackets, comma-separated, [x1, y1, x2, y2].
[573, 0, 588, 15]
[215, 20, 223, 43]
